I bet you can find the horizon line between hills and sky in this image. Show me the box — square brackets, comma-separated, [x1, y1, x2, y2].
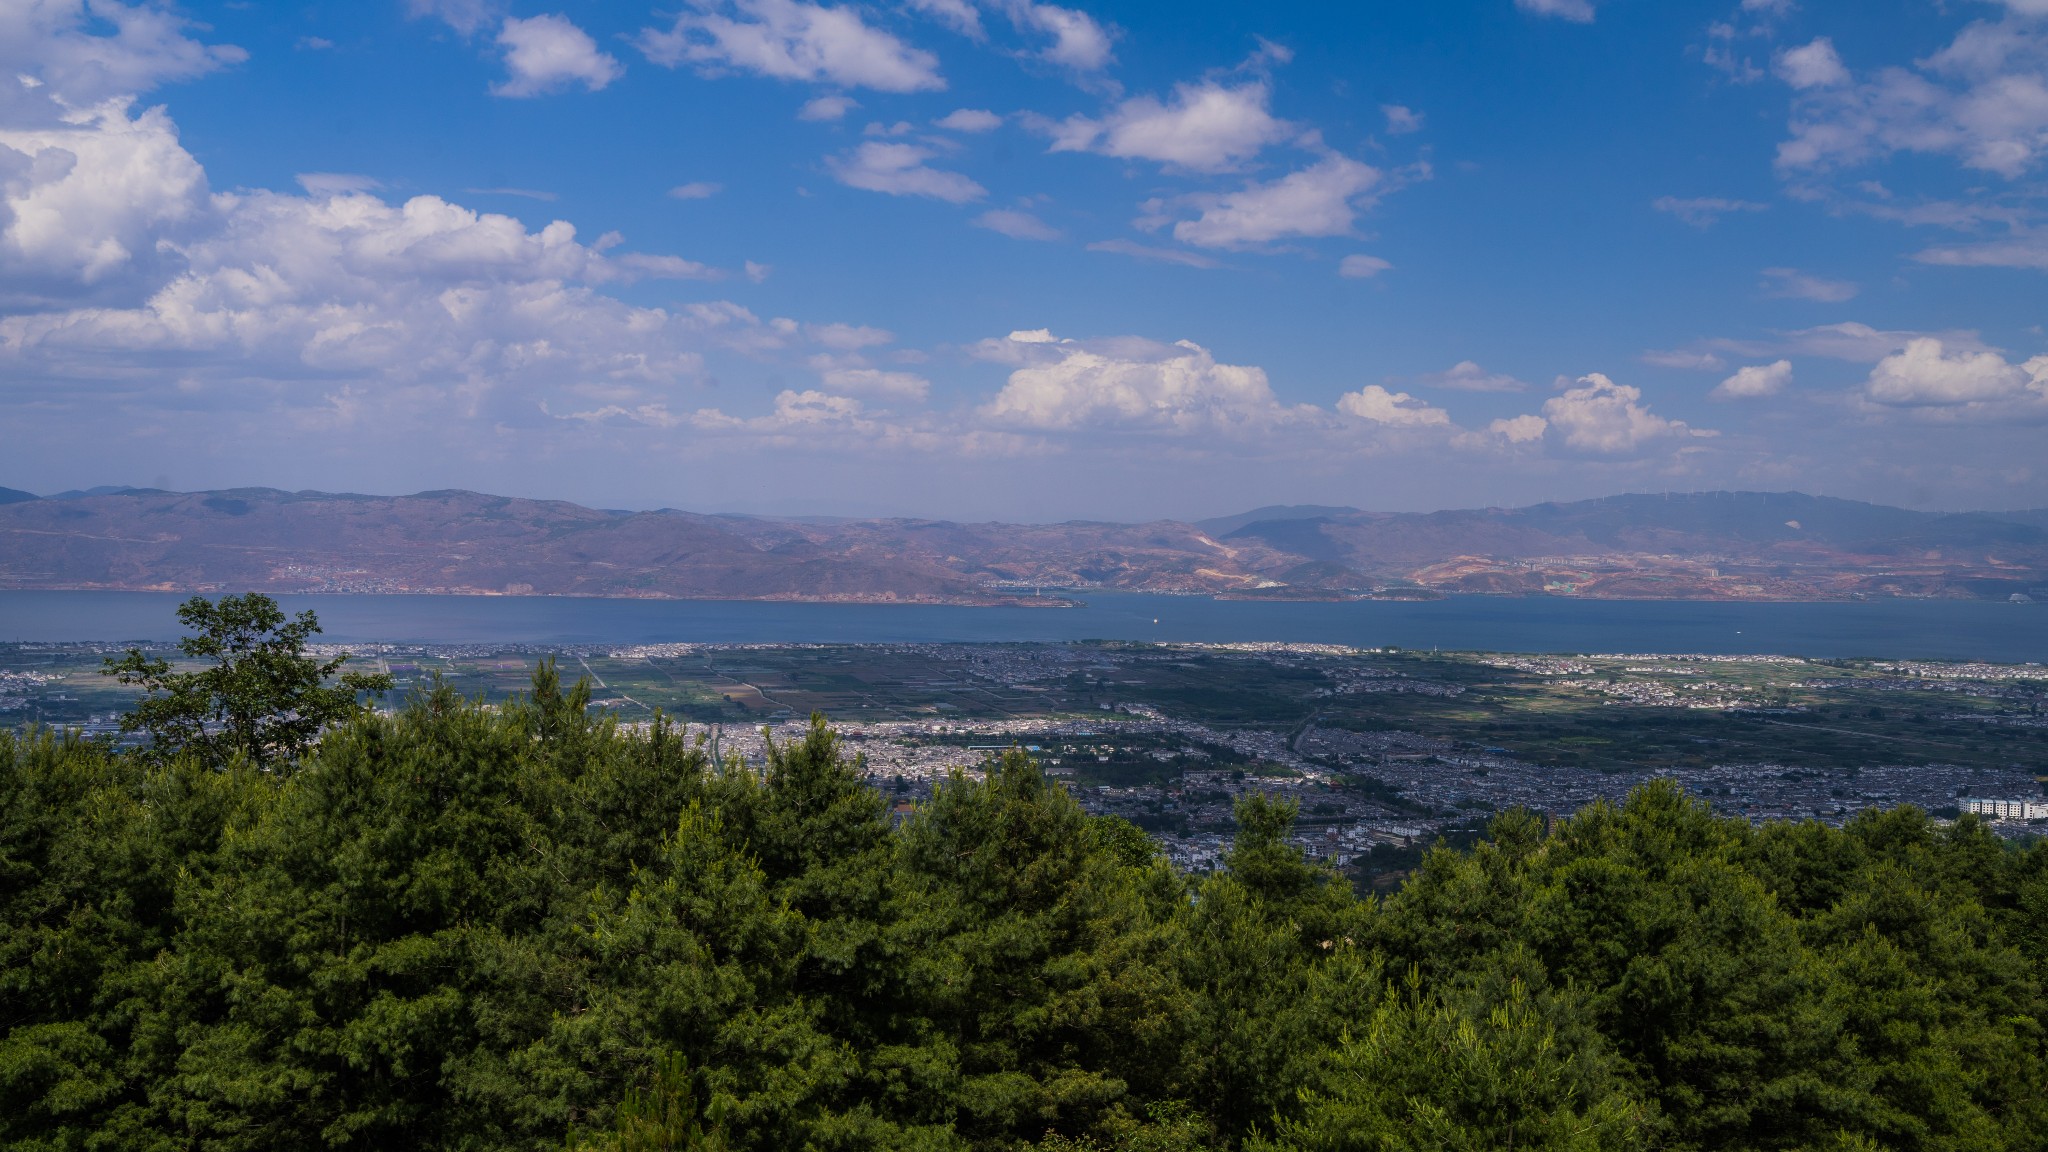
[5, 483, 2044, 525]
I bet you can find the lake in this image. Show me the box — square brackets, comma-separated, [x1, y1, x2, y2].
[0, 590, 2043, 661]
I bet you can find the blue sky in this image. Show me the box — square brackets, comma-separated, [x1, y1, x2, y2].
[1, 0, 2045, 520]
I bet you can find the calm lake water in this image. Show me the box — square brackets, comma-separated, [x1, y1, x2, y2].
[1, 590, 2043, 662]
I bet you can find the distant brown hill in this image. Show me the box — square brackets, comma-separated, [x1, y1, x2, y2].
[0, 487, 2043, 603]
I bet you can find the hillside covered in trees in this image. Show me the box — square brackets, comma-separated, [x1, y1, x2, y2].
[5, 649, 2047, 1149]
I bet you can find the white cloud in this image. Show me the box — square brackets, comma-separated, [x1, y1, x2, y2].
[1424, 361, 1528, 393]
[798, 93, 857, 120]
[1913, 230, 2048, 270]
[301, 173, 383, 195]
[613, 253, 722, 280]
[1085, 238, 1217, 267]
[1778, 19, 2048, 179]
[1542, 373, 1706, 453]
[982, 331, 1318, 432]
[1705, 321, 1995, 364]
[1336, 384, 1450, 427]
[1005, 2, 1115, 72]
[671, 387, 1042, 456]
[827, 141, 985, 201]
[813, 359, 931, 400]
[1863, 338, 2048, 413]
[807, 321, 893, 349]
[1774, 37, 1848, 90]
[408, 0, 500, 36]
[1712, 359, 1792, 399]
[0, 0, 246, 121]
[745, 260, 771, 282]
[903, 0, 983, 38]
[0, 186, 732, 419]
[639, 0, 943, 93]
[1338, 254, 1391, 278]
[466, 186, 557, 201]
[1381, 104, 1423, 134]
[1171, 155, 1382, 248]
[1641, 349, 1726, 371]
[0, 98, 213, 306]
[668, 181, 722, 199]
[1043, 80, 1292, 172]
[0, 100, 814, 443]
[1516, 0, 1595, 23]
[936, 107, 1003, 132]
[1652, 195, 1768, 227]
[1760, 266, 1857, 302]
[492, 14, 622, 97]
[974, 207, 1060, 240]
[1487, 414, 1548, 443]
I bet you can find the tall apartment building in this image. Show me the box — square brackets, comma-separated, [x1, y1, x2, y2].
[1960, 797, 2048, 820]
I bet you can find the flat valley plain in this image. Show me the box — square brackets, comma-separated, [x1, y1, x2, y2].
[11, 638, 2045, 882]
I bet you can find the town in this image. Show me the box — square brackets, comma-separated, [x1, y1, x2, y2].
[7, 636, 2042, 884]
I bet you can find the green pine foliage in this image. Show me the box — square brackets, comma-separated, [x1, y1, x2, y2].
[4, 662, 2046, 1151]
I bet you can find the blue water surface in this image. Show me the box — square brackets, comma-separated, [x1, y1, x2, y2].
[0, 591, 2043, 662]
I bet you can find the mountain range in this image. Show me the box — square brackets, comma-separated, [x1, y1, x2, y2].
[0, 486, 2044, 604]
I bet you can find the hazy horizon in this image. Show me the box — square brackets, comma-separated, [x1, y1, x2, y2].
[6, 479, 2045, 524]
[3, 1, 2045, 520]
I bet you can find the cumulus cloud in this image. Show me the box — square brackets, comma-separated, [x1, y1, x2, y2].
[1653, 195, 1768, 227]
[1170, 155, 1383, 248]
[0, 186, 732, 426]
[1338, 254, 1391, 278]
[0, 98, 213, 306]
[936, 107, 1003, 132]
[798, 93, 857, 120]
[1042, 80, 1292, 172]
[408, 0, 501, 36]
[903, 0, 983, 38]
[1774, 37, 1848, 90]
[1487, 414, 1548, 443]
[1760, 266, 1857, 302]
[668, 181, 722, 199]
[1778, 18, 2048, 178]
[1424, 361, 1528, 393]
[1541, 373, 1707, 453]
[813, 362, 931, 400]
[974, 207, 1061, 240]
[639, 0, 944, 93]
[1516, 0, 1595, 23]
[1863, 338, 2048, 415]
[1706, 321, 1995, 364]
[1005, 2, 1115, 72]
[0, 0, 246, 121]
[492, 15, 623, 97]
[1336, 385, 1449, 427]
[827, 141, 985, 201]
[981, 330, 1318, 432]
[0, 99, 842, 449]
[1712, 359, 1793, 399]
[1381, 104, 1423, 134]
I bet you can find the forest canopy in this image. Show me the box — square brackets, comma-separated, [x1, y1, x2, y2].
[3, 601, 2045, 1151]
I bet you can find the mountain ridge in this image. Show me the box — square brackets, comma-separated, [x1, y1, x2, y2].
[0, 486, 2043, 603]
